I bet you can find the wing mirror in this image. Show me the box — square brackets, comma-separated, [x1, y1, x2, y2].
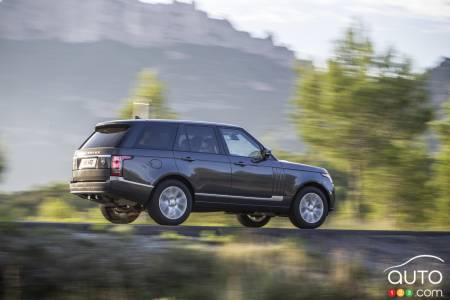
[251, 148, 271, 162]
[261, 148, 272, 159]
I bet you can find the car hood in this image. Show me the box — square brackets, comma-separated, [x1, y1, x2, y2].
[279, 160, 327, 173]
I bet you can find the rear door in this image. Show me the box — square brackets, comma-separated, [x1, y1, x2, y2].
[121, 122, 179, 185]
[173, 124, 231, 195]
[72, 124, 130, 182]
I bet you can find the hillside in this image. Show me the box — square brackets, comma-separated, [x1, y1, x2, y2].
[0, 40, 298, 190]
[0, 0, 293, 66]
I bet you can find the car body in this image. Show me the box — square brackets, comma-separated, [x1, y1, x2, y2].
[70, 119, 335, 228]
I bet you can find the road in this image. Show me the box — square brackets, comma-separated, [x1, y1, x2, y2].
[1, 221, 449, 299]
[13, 221, 450, 237]
[9, 221, 450, 272]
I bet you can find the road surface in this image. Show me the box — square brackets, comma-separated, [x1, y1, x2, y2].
[8, 221, 450, 271]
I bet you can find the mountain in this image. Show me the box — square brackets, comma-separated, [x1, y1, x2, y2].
[0, 0, 299, 191]
[428, 57, 450, 117]
[0, 0, 293, 66]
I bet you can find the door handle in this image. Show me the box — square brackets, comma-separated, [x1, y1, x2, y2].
[234, 161, 246, 167]
[180, 156, 195, 162]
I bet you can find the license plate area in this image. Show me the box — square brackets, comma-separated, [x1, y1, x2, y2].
[79, 158, 98, 169]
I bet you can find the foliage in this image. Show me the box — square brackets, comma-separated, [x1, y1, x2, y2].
[0, 229, 381, 300]
[430, 99, 450, 228]
[38, 197, 74, 219]
[0, 183, 97, 221]
[119, 69, 177, 119]
[292, 25, 433, 219]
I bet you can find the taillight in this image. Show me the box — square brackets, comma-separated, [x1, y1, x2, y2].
[111, 155, 132, 177]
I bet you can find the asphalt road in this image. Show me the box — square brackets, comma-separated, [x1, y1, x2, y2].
[12, 221, 450, 237]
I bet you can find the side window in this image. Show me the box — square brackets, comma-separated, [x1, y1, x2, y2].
[185, 125, 220, 154]
[174, 126, 190, 151]
[220, 128, 261, 158]
[134, 123, 177, 150]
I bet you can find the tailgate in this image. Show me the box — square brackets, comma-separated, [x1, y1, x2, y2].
[72, 149, 114, 182]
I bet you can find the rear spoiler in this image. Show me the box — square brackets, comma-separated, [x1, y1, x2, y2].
[95, 123, 130, 132]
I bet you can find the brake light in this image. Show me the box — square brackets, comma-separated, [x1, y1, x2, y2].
[111, 155, 132, 177]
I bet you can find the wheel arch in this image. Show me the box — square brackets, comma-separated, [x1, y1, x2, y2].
[145, 173, 195, 207]
[292, 181, 331, 211]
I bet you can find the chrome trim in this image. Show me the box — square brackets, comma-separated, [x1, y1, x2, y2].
[71, 191, 105, 194]
[195, 193, 284, 201]
[75, 154, 112, 159]
[109, 176, 154, 188]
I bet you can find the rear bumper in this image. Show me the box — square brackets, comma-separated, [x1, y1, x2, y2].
[70, 177, 153, 206]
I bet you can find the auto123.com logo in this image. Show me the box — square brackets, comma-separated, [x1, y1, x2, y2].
[384, 255, 446, 298]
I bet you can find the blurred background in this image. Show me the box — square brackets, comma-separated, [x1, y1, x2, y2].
[0, 0, 448, 230]
[0, 1, 449, 299]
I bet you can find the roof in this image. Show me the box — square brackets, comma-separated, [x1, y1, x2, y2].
[95, 119, 240, 128]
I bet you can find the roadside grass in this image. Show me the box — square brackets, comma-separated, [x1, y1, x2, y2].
[0, 227, 383, 300]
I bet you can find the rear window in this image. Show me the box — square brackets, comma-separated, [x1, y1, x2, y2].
[134, 123, 178, 150]
[81, 126, 128, 149]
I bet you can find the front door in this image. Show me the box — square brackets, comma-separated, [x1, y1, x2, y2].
[219, 127, 278, 199]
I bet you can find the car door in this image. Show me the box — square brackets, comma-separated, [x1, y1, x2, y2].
[218, 127, 279, 199]
[173, 124, 232, 195]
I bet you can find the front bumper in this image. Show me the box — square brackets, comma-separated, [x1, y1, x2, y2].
[70, 177, 153, 206]
[329, 188, 336, 211]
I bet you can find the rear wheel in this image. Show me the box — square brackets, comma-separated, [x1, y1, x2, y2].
[100, 204, 141, 224]
[289, 186, 328, 229]
[237, 214, 271, 228]
[148, 179, 192, 226]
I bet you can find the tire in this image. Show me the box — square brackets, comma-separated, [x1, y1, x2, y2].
[148, 179, 192, 226]
[237, 214, 271, 228]
[100, 204, 141, 224]
[289, 186, 328, 229]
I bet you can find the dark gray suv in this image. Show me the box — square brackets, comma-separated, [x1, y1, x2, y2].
[70, 120, 335, 229]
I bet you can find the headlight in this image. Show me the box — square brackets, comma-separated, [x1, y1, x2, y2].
[321, 173, 333, 183]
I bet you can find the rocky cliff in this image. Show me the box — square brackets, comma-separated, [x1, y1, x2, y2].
[0, 0, 294, 66]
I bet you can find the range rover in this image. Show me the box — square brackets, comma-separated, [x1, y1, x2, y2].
[70, 120, 335, 229]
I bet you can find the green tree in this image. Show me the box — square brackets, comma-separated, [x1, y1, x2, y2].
[292, 25, 433, 219]
[430, 99, 450, 228]
[119, 70, 176, 119]
[38, 197, 74, 219]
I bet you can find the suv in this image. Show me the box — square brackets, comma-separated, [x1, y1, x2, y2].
[70, 120, 335, 229]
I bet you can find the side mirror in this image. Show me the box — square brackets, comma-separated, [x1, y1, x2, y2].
[262, 148, 272, 159]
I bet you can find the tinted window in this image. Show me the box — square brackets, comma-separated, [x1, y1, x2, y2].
[81, 126, 128, 149]
[174, 127, 190, 151]
[185, 125, 220, 154]
[220, 128, 261, 158]
[134, 123, 177, 150]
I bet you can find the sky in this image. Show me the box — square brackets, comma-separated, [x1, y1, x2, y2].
[143, 0, 450, 70]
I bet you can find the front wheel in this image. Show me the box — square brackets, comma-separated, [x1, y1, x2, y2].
[289, 186, 328, 229]
[237, 214, 271, 228]
[100, 204, 141, 224]
[148, 179, 192, 226]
